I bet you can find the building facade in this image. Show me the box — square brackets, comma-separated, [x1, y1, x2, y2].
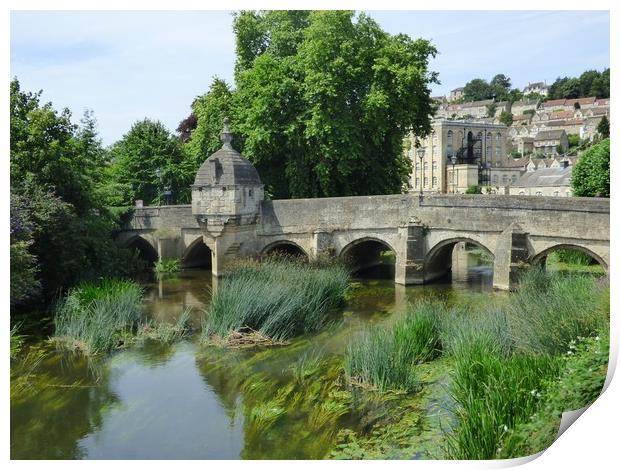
[405, 120, 512, 194]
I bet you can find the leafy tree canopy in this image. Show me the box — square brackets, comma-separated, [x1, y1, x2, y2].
[108, 119, 193, 205]
[596, 116, 609, 139]
[187, 10, 438, 199]
[547, 68, 610, 99]
[571, 138, 609, 197]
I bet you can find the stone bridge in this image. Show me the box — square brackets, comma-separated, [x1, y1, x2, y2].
[116, 120, 610, 290]
[117, 194, 609, 290]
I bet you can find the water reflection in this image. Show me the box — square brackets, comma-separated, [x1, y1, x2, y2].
[11, 253, 494, 459]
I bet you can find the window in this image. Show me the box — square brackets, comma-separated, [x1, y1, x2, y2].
[536, 191, 543, 196]
[496, 133, 501, 141]
[432, 161, 437, 171]
[447, 144, 453, 156]
[502, 175, 508, 184]
[415, 177, 420, 188]
[432, 176, 437, 187]
[423, 177, 428, 187]
[511, 175, 517, 183]
[447, 130, 453, 145]
[553, 191, 559, 197]
[492, 175, 498, 184]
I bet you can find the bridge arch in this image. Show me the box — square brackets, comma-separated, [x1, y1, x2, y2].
[125, 235, 158, 265]
[339, 237, 396, 278]
[261, 240, 309, 260]
[424, 237, 495, 283]
[182, 237, 213, 269]
[531, 243, 608, 271]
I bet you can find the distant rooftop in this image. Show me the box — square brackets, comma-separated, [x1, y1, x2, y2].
[513, 166, 571, 188]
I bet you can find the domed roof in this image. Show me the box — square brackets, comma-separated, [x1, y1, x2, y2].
[193, 118, 262, 187]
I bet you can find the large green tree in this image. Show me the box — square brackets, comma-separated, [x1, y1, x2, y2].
[10, 79, 142, 308]
[571, 138, 609, 197]
[188, 10, 438, 198]
[108, 119, 193, 205]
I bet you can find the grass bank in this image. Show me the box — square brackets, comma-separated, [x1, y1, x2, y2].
[202, 257, 349, 344]
[342, 268, 609, 459]
[52, 279, 143, 354]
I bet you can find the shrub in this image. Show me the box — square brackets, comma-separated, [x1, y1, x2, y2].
[344, 302, 441, 392]
[154, 258, 181, 280]
[202, 257, 349, 343]
[465, 185, 482, 194]
[53, 279, 143, 354]
[499, 331, 609, 458]
[571, 138, 609, 197]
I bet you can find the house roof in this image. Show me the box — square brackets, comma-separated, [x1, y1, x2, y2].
[451, 87, 464, 92]
[512, 99, 539, 107]
[543, 99, 567, 108]
[550, 110, 575, 120]
[512, 166, 572, 188]
[502, 157, 530, 168]
[565, 97, 596, 107]
[535, 129, 566, 141]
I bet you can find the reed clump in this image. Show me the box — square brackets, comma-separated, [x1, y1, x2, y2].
[136, 307, 193, 344]
[202, 256, 349, 345]
[52, 279, 143, 355]
[344, 302, 442, 392]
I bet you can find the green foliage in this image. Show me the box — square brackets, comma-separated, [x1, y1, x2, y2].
[11, 324, 25, 359]
[154, 258, 181, 280]
[190, 10, 438, 198]
[567, 133, 580, 149]
[486, 103, 497, 117]
[53, 279, 143, 355]
[107, 119, 193, 205]
[547, 68, 609, 100]
[523, 109, 536, 116]
[499, 332, 609, 458]
[445, 344, 559, 459]
[344, 302, 441, 392]
[552, 248, 595, 266]
[571, 138, 609, 197]
[10, 79, 145, 309]
[202, 257, 349, 342]
[465, 185, 482, 194]
[596, 115, 609, 139]
[508, 269, 607, 356]
[184, 79, 234, 167]
[462, 74, 512, 102]
[498, 110, 513, 126]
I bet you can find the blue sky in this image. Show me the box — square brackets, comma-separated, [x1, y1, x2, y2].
[11, 10, 610, 145]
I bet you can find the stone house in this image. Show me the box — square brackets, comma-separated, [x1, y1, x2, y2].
[523, 81, 549, 97]
[511, 99, 540, 116]
[508, 164, 573, 197]
[533, 129, 569, 156]
[449, 87, 464, 102]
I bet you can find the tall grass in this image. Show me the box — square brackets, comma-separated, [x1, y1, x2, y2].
[443, 268, 608, 459]
[344, 302, 441, 392]
[53, 279, 143, 354]
[137, 307, 193, 344]
[508, 268, 606, 356]
[202, 257, 349, 343]
[445, 343, 559, 459]
[10, 324, 25, 359]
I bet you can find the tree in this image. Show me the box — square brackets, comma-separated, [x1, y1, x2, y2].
[465, 185, 482, 194]
[490, 74, 511, 101]
[486, 103, 497, 117]
[590, 68, 610, 98]
[571, 138, 609, 197]
[463, 78, 494, 102]
[108, 119, 193, 205]
[10, 79, 143, 307]
[184, 79, 234, 167]
[596, 116, 610, 139]
[499, 110, 513, 126]
[202, 10, 438, 198]
[176, 113, 197, 143]
[578, 70, 600, 97]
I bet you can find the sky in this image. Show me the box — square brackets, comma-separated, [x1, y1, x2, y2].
[10, 10, 610, 145]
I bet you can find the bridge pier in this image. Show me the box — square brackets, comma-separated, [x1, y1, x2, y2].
[395, 223, 426, 285]
[492, 223, 530, 290]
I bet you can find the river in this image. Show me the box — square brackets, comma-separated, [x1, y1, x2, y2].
[11, 249, 496, 459]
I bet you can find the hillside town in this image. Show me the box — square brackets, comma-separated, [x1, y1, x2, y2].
[407, 77, 610, 197]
